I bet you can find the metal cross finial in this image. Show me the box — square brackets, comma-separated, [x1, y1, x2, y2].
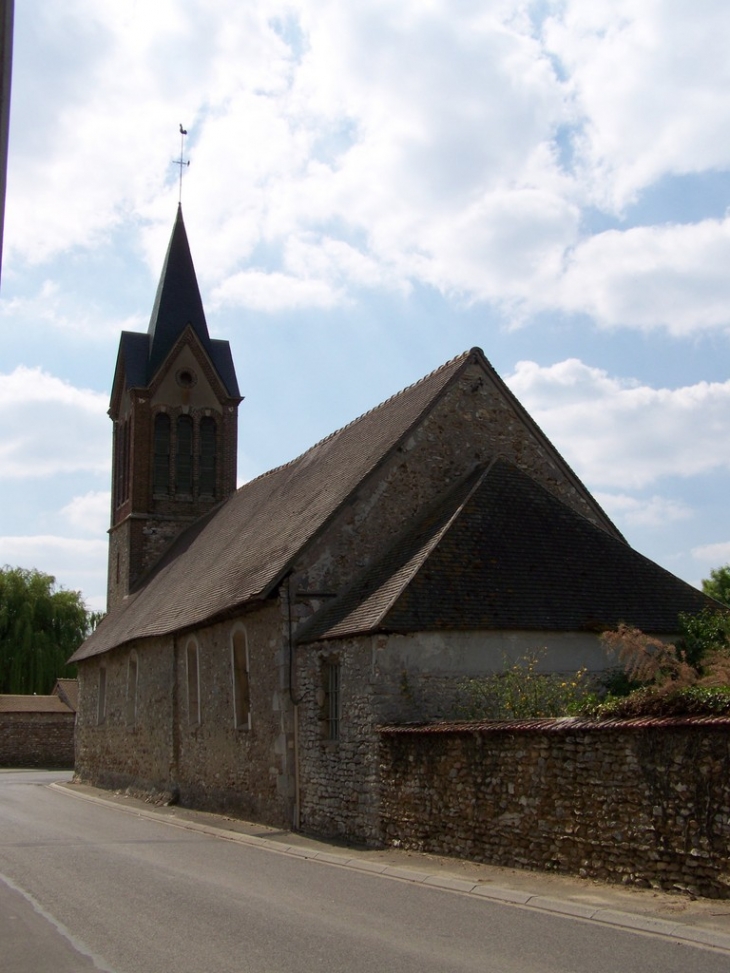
[173, 124, 190, 204]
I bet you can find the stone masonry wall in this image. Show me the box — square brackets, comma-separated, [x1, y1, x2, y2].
[75, 638, 175, 793]
[379, 722, 730, 898]
[294, 629, 612, 844]
[296, 638, 381, 843]
[76, 600, 293, 827]
[173, 602, 291, 827]
[0, 712, 75, 768]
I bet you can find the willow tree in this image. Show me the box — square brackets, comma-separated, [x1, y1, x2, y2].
[0, 566, 90, 695]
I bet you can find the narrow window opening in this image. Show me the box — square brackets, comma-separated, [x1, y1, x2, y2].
[153, 413, 171, 494]
[122, 418, 131, 502]
[199, 416, 217, 498]
[231, 629, 250, 730]
[126, 652, 138, 726]
[186, 639, 200, 726]
[97, 666, 107, 725]
[176, 415, 193, 495]
[324, 661, 340, 741]
[114, 420, 130, 507]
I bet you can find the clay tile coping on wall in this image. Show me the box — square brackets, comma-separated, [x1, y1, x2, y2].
[378, 716, 730, 734]
[0, 695, 75, 714]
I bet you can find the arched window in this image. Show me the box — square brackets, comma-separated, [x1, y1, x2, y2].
[230, 627, 250, 730]
[199, 416, 217, 498]
[186, 638, 201, 726]
[176, 415, 193, 495]
[153, 413, 171, 494]
[126, 651, 138, 727]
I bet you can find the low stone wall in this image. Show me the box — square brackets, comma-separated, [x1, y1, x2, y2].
[379, 718, 730, 898]
[0, 712, 76, 768]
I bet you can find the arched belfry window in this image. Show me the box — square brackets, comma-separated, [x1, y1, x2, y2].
[199, 416, 217, 498]
[153, 413, 171, 495]
[176, 415, 193, 495]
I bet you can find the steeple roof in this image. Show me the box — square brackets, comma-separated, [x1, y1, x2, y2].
[110, 207, 240, 402]
[147, 204, 213, 377]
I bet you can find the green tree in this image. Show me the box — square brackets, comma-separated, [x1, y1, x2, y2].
[0, 566, 90, 695]
[702, 564, 730, 607]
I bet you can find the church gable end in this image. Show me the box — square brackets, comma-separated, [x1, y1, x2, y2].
[289, 350, 622, 612]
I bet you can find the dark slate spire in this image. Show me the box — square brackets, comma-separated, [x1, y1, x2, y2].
[147, 203, 213, 379]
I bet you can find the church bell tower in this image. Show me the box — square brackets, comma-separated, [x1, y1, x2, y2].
[107, 205, 241, 612]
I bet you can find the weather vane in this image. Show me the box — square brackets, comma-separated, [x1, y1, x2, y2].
[173, 124, 190, 204]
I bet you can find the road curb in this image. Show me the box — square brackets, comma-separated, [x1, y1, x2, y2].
[49, 782, 730, 955]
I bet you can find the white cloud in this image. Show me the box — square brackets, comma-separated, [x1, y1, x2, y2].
[7, 1, 575, 311]
[507, 358, 730, 489]
[555, 218, 730, 334]
[0, 367, 109, 478]
[61, 491, 110, 536]
[212, 269, 343, 312]
[8, 1, 730, 331]
[594, 492, 692, 529]
[692, 541, 730, 565]
[0, 281, 145, 340]
[545, 0, 730, 210]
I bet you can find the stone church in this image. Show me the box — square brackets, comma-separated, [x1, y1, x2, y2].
[70, 206, 710, 841]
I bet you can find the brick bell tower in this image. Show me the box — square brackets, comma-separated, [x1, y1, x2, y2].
[107, 205, 241, 612]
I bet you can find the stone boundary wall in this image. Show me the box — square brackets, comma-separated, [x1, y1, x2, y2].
[379, 718, 730, 898]
[0, 712, 75, 768]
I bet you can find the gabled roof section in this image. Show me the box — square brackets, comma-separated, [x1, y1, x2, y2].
[53, 678, 79, 712]
[298, 459, 712, 642]
[71, 350, 474, 662]
[109, 331, 150, 415]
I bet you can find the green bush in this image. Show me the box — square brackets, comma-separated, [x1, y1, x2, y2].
[456, 651, 591, 720]
[677, 607, 730, 669]
[585, 684, 730, 719]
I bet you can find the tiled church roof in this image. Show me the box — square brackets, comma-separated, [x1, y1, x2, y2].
[71, 350, 473, 661]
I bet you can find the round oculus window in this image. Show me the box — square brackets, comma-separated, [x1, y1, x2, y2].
[176, 368, 197, 389]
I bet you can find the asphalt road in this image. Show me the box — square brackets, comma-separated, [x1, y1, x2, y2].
[1, 770, 729, 973]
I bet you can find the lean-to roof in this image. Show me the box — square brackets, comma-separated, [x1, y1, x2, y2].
[298, 459, 712, 642]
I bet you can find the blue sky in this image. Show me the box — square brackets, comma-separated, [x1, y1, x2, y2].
[1, 0, 729, 612]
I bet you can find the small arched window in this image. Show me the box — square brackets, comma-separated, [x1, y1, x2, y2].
[153, 413, 171, 494]
[176, 415, 193, 495]
[199, 416, 217, 498]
